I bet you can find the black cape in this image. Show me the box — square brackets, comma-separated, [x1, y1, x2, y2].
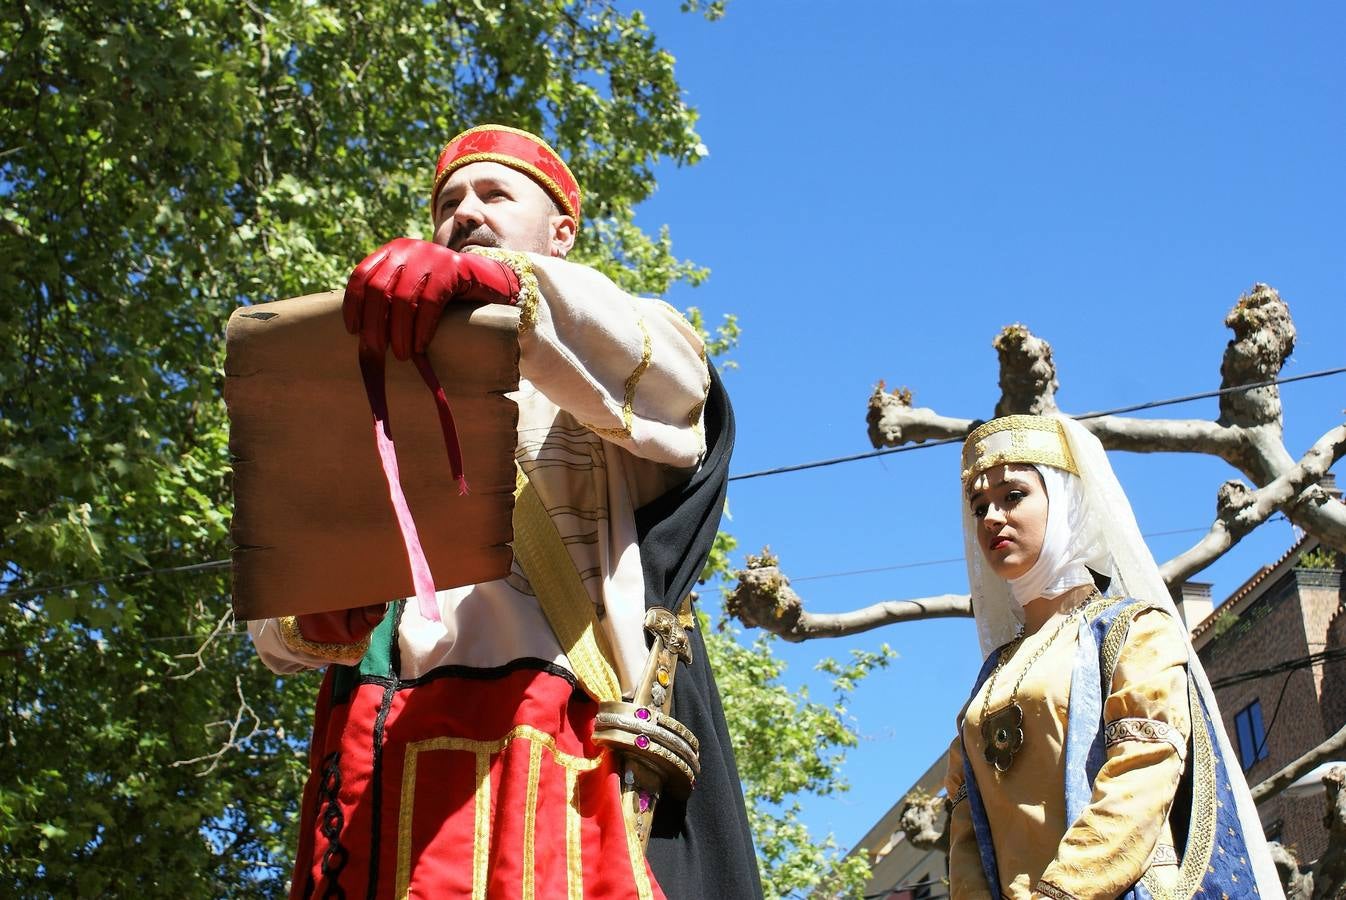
[636, 366, 764, 900]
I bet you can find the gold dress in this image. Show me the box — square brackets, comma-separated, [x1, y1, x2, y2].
[945, 597, 1191, 900]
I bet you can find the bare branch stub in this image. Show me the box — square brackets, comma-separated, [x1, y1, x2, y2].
[1219, 283, 1296, 428]
[993, 323, 1059, 417]
[728, 548, 973, 641]
[866, 382, 974, 449]
[1316, 765, 1346, 900]
[725, 549, 805, 639]
[899, 788, 950, 853]
[1268, 841, 1313, 899]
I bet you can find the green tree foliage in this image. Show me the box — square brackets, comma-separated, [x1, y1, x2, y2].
[0, 1, 865, 895]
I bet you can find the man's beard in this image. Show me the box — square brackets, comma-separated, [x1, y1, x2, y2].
[449, 224, 503, 252]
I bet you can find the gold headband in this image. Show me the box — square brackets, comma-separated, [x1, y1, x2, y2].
[960, 415, 1079, 487]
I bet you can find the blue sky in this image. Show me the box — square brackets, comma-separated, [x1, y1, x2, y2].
[628, 2, 1345, 859]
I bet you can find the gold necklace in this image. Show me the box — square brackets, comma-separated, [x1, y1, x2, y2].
[978, 599, 1090, 774]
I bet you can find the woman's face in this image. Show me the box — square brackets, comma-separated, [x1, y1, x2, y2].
[967, 463, 1049, 581]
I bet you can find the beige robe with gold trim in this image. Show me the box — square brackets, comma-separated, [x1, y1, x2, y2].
[249, 251, 710, 694]
[946, 603, 1191, 900]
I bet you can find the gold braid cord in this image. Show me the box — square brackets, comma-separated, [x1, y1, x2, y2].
[277, 615, 371, 665]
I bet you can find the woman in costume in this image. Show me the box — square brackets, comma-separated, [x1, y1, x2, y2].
[944, 414, 1283, 900]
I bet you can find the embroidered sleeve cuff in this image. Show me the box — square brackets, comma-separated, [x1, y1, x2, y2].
[1033, 880, 1080, 900]
[278, 615, 370, 665]
[465, 247, 540, 331]
[1104, 716, 1187, 761]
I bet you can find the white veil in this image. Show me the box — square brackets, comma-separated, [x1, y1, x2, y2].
[961, 415, 1283, 897]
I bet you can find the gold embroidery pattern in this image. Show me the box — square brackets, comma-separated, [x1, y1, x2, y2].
[1100, 601, 1156, 681]
[1105, 717, 1187, 760]
[1149, 843, 1180, 867]
[960, 415, 1080, 486]
[472, 751, 490, 900]
[565, 767, 584, 900]
[582, 314, 652, 442]
[277, 615, 370, 665]
[1140, 679, 1218, 899]
[1034, 880, 1081, 900]
[395, 724, 604, 900]
[523, 740, 543, 900]
[465, 247, 541, 333]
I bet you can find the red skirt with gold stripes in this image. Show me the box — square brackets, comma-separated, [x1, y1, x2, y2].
[290, 662, 665, 900]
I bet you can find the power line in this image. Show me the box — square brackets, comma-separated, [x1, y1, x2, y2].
[728, 364, 1346, 482]
[1208, 646, 1346, 690]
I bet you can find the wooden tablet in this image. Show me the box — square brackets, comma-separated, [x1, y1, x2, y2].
[225, 292, 520, 620]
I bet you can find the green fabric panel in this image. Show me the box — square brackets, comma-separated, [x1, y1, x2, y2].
[359, 600, 402, 679]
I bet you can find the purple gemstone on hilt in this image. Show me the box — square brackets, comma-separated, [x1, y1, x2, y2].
[638, 791, 651, 812]
[635, 707, 650, 720]
[635, 735, 650, 749]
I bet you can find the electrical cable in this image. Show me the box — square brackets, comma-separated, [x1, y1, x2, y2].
[728, 364, 1346, 482]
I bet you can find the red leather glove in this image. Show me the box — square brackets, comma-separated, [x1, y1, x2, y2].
[343, 238, 522, 360]
[296, 603, 388, 646]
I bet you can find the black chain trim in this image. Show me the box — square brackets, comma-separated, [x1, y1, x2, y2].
[316, 751, 349, 899]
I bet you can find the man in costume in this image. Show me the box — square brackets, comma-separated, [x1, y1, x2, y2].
[248, 125, 762, 900]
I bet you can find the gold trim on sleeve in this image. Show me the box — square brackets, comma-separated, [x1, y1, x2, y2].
[277, 615, 370, 665]
[581, 314, 652, 442]
[1104, 717, 1187, 761]
[1035, 880, 1081, 900]
[464, 247, 541, 333]
[1139, 680, 1218, 900]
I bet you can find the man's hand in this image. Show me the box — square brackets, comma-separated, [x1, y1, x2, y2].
[296, 603, 388, 646]
[343, 238, 522, 359]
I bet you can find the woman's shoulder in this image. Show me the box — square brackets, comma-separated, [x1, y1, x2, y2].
[1083, 593, 1176, 629]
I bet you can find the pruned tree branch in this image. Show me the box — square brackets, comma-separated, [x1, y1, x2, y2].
[898, 788, 950, 854]
[1316, 766, 1346, 900]
[1160, 426, 1346, 584]
[1080, 415, 1243, 462]
[866, 384, 973, 449]
[1251, 722, 1346, 805]
[728, 549, 970, 642]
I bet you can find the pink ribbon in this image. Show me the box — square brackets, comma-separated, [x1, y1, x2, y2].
[358, 344, 468, 623]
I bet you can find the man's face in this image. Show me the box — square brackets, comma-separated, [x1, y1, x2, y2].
[432, 161, 575, 257]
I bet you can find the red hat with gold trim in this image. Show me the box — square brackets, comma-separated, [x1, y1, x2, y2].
[432, 124, 582, 223]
